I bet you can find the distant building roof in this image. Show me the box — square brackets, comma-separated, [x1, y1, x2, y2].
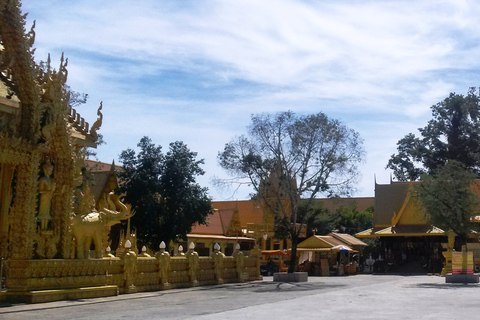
[190, 208, 234, 235]
[85, 159, 122, 172]
[374, 181, 414, 228]
[211, 200, 264, 228]
[297, 233, 364, 251]
[84, 159, 121, 205]
[313, 197, 374, 213]
[356, 180, 449, 238]
[327, 233, 368, 247]
[210, 197, 374, 231]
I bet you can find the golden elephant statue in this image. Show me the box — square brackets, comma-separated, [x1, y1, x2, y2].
[71, 192, 133, 259]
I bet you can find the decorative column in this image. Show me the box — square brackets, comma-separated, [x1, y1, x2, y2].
[0, 163, 15, 259]
[156, 241, 170, 289]
[186, 242, 199, 286]
[233, 243, 247, 282]
[213, 243, 225, 284]
[122, 240, 137, 293]
[250, 244, 263, 280]
[8, 154, 38, 260]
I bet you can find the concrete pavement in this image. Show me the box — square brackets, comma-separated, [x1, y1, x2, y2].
[1, 275, 479, 319]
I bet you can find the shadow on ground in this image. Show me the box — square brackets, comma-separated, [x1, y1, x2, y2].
[407, 283, 480, 290]
[225, 281, 346, 293]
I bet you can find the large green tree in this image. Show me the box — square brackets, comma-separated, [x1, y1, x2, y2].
[306, 203, 374, 236]
[415, 160, 480, 246]
[119, 137, 213, 250]
[218, 111, 364, 272]
[387, 88, 480, 181]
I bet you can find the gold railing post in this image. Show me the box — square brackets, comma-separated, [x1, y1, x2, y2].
[122, 240, 137, 293]
[233, 243, 247, 282]
[213, 243, 225, 284]
[156, 241, 171, 289]
[186, 242, 199, 286]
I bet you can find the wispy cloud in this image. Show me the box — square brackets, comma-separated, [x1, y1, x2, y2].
[21, 0, 480, 199]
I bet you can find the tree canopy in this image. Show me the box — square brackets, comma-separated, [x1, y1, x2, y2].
[415, 160, 480, 244]
[306, 203, 373, 236]
[119, 137, 213, 250]
[387, 88, 480, 181]
[218, 111, 364, 272]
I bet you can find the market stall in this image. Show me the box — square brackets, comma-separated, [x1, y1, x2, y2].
[296, 235, 361, 276]
[261, 250, 290, 275]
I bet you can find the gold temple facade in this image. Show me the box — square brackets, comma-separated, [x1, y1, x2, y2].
[0, 1, 262, 303]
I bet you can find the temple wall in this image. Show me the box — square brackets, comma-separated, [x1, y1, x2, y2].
[198, 256, 215, 285]
[3, 250, 262, 303]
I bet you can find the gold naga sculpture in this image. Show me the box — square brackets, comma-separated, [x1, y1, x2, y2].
[71, 191, 134, 259]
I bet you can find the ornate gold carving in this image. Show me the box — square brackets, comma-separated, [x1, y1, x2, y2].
[38, 161, 55, 230]
[0, 1, 264, 301]
[89, 102, 102, 141]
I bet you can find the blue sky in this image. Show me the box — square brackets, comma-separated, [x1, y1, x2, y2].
[21, 0, 480, 200]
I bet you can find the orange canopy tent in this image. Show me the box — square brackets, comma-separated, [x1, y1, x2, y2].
[261, 250, 291, 258]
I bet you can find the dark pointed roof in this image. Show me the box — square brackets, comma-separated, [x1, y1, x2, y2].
[374, 181, 415, 228]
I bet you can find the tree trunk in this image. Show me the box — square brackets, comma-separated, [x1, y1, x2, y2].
[455, 234, 468, 251]
[288, 235, 298, 273]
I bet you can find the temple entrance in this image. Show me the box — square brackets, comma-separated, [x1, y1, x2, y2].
[374, 236, 446, 274]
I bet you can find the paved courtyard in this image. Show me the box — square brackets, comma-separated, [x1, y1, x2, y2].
[1, 275, 479, 319]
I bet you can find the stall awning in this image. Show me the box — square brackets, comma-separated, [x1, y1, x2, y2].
[331, 245, 357, 253]
[291, 248, 331, 252]
[187, 234, 255, 241]
[261, 250, 290, 257]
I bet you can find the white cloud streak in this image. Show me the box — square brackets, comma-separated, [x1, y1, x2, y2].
[20, 0, 480, 199]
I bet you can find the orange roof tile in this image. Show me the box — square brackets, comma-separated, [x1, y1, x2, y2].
[313, 197, 374, 212]
[85, 159, 122, 172]
[211, 197, 374, 230]
[190, 208, 235, 235]
[212, 200, 264, 227]
[187, 234, 254, 241]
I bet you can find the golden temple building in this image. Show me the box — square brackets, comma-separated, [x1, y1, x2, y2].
[356, 180, 480, 274]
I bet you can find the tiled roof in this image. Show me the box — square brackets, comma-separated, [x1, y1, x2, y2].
[355, 228, 374, 238]
[211, 197, 374, 230]
[90, 171, 111, 204]
[357, 225, 445, 238]
[374, 225, 445, 236]
[317, 235, 347, 247]
[85, 159, 122, 172]
[374, 181, 417, 227]
[313, 197, 374, 212]
[297, 233, 361, 251]
[187, 234, 254, 241]
[190, 209, 234, 235]
[84, 159, 121, 204]
[328, 233, 368, 247]
[212, 200, 264, 227]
